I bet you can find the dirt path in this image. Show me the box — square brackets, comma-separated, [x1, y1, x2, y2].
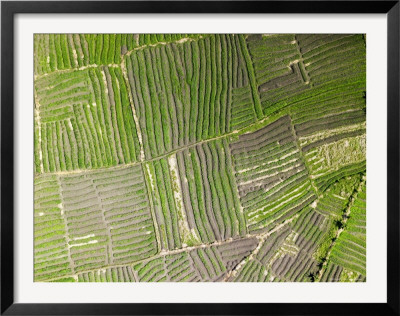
[34, 91, 44, 173]
[122, 36, 202, 59]
[34, 63, 120, 80]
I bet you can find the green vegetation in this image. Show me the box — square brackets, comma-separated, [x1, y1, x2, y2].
[34, 33, 366, 283]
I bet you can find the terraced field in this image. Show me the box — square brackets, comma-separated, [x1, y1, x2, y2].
[34, 33, 366, 282]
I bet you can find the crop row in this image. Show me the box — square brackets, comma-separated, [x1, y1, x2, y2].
[125, 34, 258, 159]
[60, 173, 110, 273]
[290, 91, 365, 141]
[35, 66, 141, 174]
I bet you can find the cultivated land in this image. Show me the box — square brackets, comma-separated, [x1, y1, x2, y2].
[34, 33, 366, 282]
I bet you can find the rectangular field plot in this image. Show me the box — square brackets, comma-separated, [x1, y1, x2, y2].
[145, 139, 246, 250]
[245, 34, 310, 116]
[245, 34, 365, 118]
[175, 139, 247, 243]
[34, 166, 158, 281]
[230, 115, 317, 234]
[124, 34, 260, 159]
[35, 66, 141, 173]
[34, 33, 366, 283]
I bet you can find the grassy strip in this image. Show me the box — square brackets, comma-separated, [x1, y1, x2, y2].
[54, 34, 64, 70]
[189, 41, 200, 143]
[115, 67, 140, 161]
[34, 118, 41, 174]
[135, 51, 158, 157]
[143, 49, 166, 154]
[94, 68, 118, 165]
[189, 148, 214, 242]
[197, 39, 206, 140]
[238, 34, 263, 119]
[87, 69, 112, 165]
[200, 144, 225, 239]
[153, 47, 173, 152]
[109, 67, 131, 163]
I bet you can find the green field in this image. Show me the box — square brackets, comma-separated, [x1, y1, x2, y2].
[34, 33, 366, 282]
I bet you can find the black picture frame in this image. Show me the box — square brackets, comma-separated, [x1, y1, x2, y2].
[1, 1, 399, 315]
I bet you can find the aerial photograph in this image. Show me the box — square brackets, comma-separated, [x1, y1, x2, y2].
[34, 34, 366, 282]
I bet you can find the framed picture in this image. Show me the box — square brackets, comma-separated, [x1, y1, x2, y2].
[1, 0, 399, 315]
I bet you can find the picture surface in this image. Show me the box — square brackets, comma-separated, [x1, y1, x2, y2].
[34, 34, 366, 282]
